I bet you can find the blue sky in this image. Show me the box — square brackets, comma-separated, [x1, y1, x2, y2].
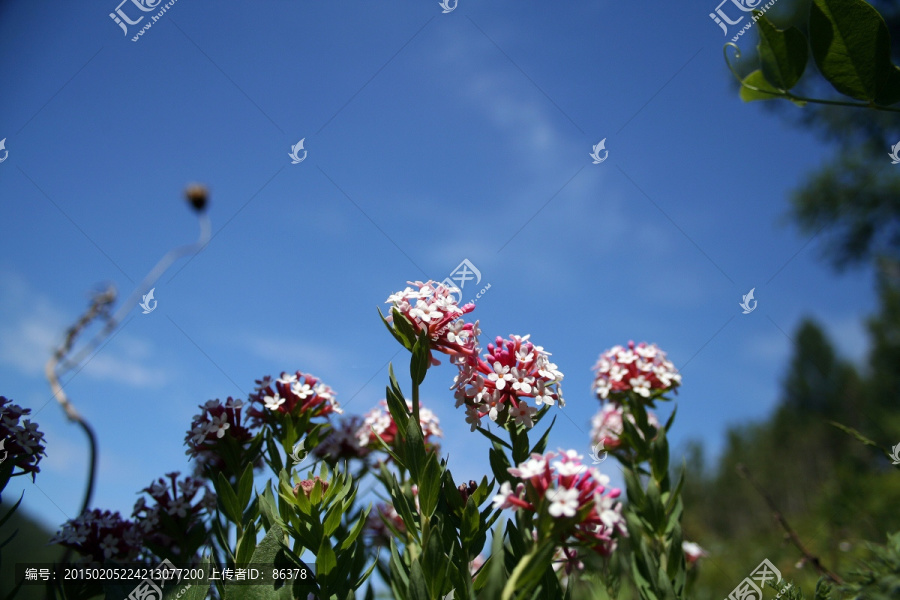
[0, 0, 877, 537]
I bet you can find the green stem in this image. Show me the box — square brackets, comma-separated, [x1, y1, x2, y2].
[411, 379, 421, 429]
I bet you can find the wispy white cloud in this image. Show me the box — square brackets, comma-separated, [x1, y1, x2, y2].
[242, 334, 339, 375]
[0, 271, 168, 387]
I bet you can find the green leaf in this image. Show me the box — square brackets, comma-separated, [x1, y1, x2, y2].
[386, 472, 421, 544]
[237, 461, 254, 511]
[663, 404, 677, 433]
[620, 413, 645, 455]
[470, 475, 493, 508]
[410, 330, 431, 387]
[510, 426, 530, 465]
[390, 539, 411, 600]
[233, 532, 256, 569]
[650, 427, 670, 485]
[406, 416, 426, 483]
[624, 467, 646, 509]
[309, 477, 325, 505]
[408, 560, 429, 600]
[0, 460, 15, 496]
[317, 537, 337, 576]
[666, 521, 685, 580]
[0, 492, 23, 530]
[489, 446, 513, 485]
[216, 471, 242, 524]
[631, 539, 661, 598]
[388, 363, 406, 398]
[529, 416, 556, 456]
[340, 505, 370, 551]
[460, 497, 480, 546]
[476, 522, 508, 600]
[392, 308, 419, 351]
[756, 13, 808, 90]
[475, 426, 513, 451]
[418, 453, 442, 518]
[443, 469, 465, 513]
[379, 306, 413, 350]
[739, 70, 783, 102]
[385, 371, 411, 434]
[665, 464, 687, 515]
[258, 482, 280, 530]
[421, 526, 449, 598]
[809, 0, 897, 101]
[265, 434, 284, 475]
[645, 478, 666, 533]
[226, 526, 296, 600]
[501, 542, 556, 600]
[323, 499, 344, 537]
[251, 524, 285, 563]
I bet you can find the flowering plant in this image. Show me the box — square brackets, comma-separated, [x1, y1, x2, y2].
[30, 280, 700, 600]
[0, 396, 46, 485]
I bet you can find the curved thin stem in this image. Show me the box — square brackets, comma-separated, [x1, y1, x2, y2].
[46, 193, 211, 568]
[723, 44, 900, 113]
[58, 213, 211, 375]
[45, 291, 109, 566]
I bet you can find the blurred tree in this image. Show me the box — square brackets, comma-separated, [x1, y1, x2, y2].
[760, 0, 900, 270]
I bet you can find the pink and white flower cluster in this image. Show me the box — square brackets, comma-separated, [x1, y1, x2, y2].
[314, 416, 370, 462]
[248, 371, 342, 426]
[592, 341, 681, 402]
[454, 335, 564, 431]
[132, 472, 214, 555]
[366, 501, 405, 545]
[185, 397, 254, 460]
[50, 509, 143, 564]
[0, 396, 46, 478]
[385, 281, 480, 364]
[366, 486, 420, 546]
[356, 400, 442, 451]
[590, 403, 660, 451]
[492, 449, 627, 556]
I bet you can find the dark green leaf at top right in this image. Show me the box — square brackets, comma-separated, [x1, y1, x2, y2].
[756, 13, 808, 91]
[809, 0, 900, 104]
